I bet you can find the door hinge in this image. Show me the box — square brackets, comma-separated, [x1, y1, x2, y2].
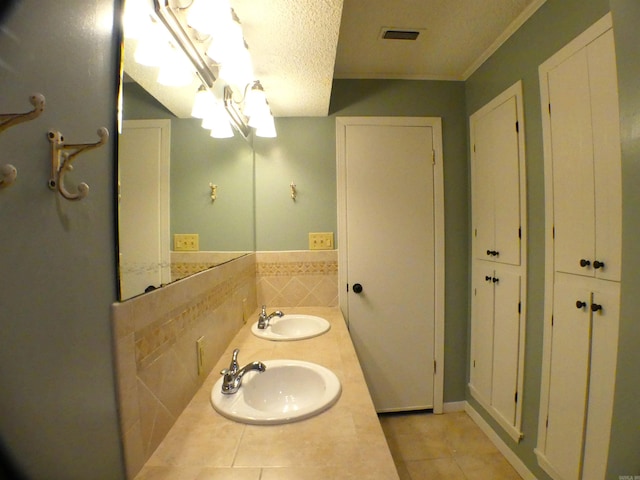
[346, 283, 349, 292]
[432, 149, 436, 165]
[434, 360, 437, 374]
[518, 302, 521, 314]
[552, 225, 555, 239]
[473, 360, 476, 367]
[548, 103, 551, 115]
[546, 416, 549, 428]
[515, 121, 519, 133]
[551, 315, 554, 327]
[515, 391, 518, 403]
[518, 226, 521, 239]
[473, 144, 476, 153]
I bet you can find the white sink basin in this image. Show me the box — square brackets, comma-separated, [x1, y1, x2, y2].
[251, 314, 331, 341]
[211, 359, 341, 425]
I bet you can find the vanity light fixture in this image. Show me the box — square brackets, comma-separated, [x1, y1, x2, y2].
[152, 0, 276, 138]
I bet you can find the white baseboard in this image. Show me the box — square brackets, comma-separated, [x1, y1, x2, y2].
[443, 401, 466, 413]
[464, 402, 538, 480]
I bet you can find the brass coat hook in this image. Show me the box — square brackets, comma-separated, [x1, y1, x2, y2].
[0, 93, 45, 189]
[0, 164, 17, 188]
[47, 127, 109, 201]
[290, 181, 297, 200]
[0, 93, 45, 134]
[209, 183, 217, 202]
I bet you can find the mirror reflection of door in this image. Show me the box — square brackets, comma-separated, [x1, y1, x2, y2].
[118, 119, 171, 299]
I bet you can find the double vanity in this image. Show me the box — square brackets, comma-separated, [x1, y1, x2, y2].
[134, 306, 399, 479]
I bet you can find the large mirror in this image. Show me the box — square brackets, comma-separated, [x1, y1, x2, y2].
[117, 29, 255, 301]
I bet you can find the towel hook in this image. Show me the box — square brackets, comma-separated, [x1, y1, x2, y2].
[290, 181, 297, 201]
[209, 182, 217, 202]
[0, 93, 45, 189]
[0, 93, 45, 134]
[47, 127, 109, 201]
[0, 164, 17, 188]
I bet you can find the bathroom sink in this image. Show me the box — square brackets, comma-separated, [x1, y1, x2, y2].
[251, 314, 331, 341]
[211, 359, 341, 425]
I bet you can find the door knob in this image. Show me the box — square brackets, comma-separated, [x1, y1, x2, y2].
[352, 283, 363, 294]
[591, 303, 603, 312]
[580, 259, 591, 267]
[593, 260, 605, 269]
[576, 300, 587, 309]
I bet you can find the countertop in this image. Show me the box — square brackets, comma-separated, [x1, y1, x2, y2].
[134, 306, 400, 479]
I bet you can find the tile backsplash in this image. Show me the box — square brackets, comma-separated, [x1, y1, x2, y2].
[256, 250, 338, 307]
[111, 250, 338, 478]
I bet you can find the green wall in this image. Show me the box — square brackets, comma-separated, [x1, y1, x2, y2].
[254, 117, 337, 251]
[608, 0, 640, 476]
[0, 1, 124, 478]
[123, 83, 255, 251]
[465, 0, 618, 477]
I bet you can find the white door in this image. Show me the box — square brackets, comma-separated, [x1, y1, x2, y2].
[336, 117, 444, 412]
[118, 119, 171, 299]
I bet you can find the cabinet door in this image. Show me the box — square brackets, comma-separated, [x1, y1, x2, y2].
[588, 30, 622, 282]
[472, 96, 521, 265]
[545, 280, 592, 480]
[582, 283, 620, 480]
[548, 48, 596, 278]
[470, 264, 495, 404]
[491, 270, 521, 426]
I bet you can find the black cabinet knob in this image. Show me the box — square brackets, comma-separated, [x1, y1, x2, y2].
[591, 303, 603, 312]
[580, 259, 591, 267]
[593, 260, 605, 269]
[492, 277, 499, 283]
[485, 276, 492, 282]
[576, 300, 587, 309]
[352, 283, 363, 294]
[486, 250, 499, 257]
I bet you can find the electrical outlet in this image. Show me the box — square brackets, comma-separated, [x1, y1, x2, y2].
[196, 336, 205, 376]
[309, 232, 334, 250]
[174, 233, 199, 251]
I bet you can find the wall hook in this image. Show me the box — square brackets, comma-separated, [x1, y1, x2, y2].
[209, 182, 217, 202]
[47, 127, 109, 201]
[0, 164, 17, 188]
[290, 181, 297, 201]
[0, 93, 45, 134]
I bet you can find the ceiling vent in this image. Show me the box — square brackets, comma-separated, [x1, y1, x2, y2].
[380, 28, 421, 41]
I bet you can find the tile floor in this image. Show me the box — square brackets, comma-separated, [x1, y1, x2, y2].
[379, 411, 523, 480]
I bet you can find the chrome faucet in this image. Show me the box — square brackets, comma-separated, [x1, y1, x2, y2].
[257, 304, 284, 329]
[220, 348, 266, 395]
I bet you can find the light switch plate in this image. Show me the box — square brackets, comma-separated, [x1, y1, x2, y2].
[309, 232, 334, 250]
[174, 233, 199, 251]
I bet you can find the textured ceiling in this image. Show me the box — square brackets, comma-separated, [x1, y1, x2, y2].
[334, 0, 545, 81]
[124, 0, 546, 119]
[232, 0, 343, 117]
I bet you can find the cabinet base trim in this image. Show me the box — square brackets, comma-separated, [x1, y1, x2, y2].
[466, 403, 537, 480]
[534, 448, 564, 480]
[468, 383, 524, 442]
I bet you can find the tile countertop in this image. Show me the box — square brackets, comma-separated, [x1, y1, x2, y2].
[135, 306, 400, 480]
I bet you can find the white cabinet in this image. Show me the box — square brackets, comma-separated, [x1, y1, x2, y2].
[472, 93, 522, 266]
[469, 81, 527, 442]
[537, 15, 621, 480]
[548, 27, 622, 282]
[470, 265, 521, 426]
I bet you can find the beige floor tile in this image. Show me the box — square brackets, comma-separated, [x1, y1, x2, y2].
[194, 467, 262, 480]
[405, 458, 467, 480]
[135, 465, 202, 480]
[455, 453, 522, 480]
[380, 411, 522, 480]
